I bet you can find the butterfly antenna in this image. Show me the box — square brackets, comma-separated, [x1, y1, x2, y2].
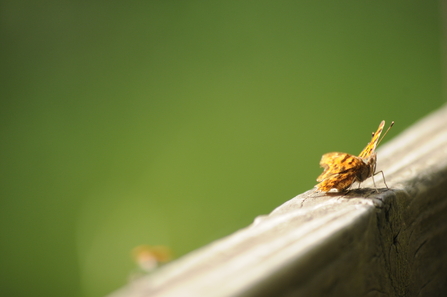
[377, 121, 394, 147]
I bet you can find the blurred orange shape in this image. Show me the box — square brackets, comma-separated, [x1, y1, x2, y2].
[132, 245, 173, 272]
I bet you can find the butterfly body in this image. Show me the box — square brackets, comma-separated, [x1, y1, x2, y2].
[315, 121, 391, 192]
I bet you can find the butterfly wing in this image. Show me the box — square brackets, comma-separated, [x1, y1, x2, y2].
[316, 152, 365, 192]
[358, 121, 385, 158]
[317, 152, 363, 181]
[316, 171, 358, 192]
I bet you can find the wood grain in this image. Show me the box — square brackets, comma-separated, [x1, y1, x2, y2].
[108, 104, 447, 297]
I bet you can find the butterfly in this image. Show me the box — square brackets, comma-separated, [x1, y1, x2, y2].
[315, 120, 394, 192]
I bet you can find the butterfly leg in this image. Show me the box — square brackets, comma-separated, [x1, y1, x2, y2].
[373, 170, 389, 189]
[371, 174, 378, 192]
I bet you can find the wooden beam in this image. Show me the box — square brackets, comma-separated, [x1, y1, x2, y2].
[108, 104, 447, 297]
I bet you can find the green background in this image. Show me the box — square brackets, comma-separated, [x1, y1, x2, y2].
[1, 1, 444, 297]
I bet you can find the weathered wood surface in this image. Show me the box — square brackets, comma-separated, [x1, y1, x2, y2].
[108, 104, 447, 297]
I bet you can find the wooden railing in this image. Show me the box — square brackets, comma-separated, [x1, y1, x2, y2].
[108, 104, 447, 297]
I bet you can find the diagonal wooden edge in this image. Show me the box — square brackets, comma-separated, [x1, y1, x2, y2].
[108, 104, 447, 297]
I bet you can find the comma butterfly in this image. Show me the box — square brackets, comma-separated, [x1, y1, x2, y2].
[315, 120, 394, 192]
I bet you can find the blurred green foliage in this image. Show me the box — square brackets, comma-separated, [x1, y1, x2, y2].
[0, 1, 444, 297]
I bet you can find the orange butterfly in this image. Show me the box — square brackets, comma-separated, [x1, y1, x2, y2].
[315, 120, 394, 192]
